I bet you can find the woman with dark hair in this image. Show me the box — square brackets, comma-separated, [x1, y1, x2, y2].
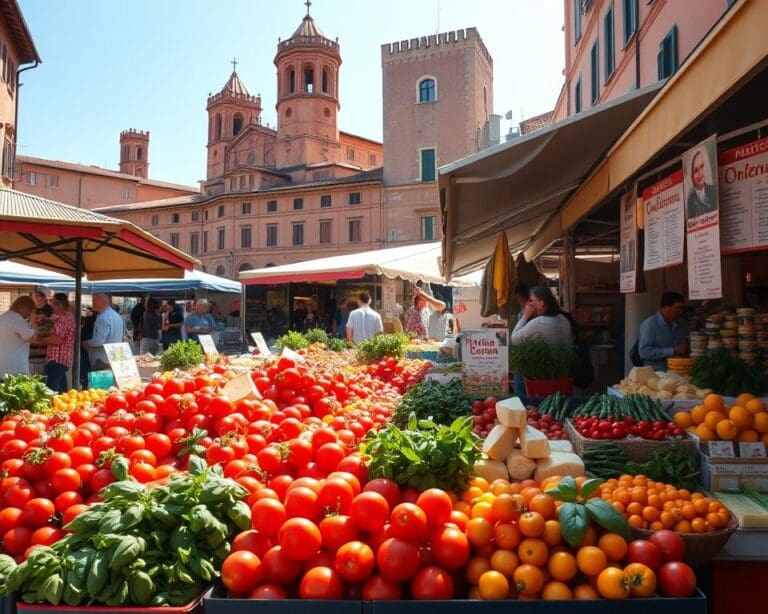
[510, 285, 573, 345]
[140, 298, 162, 355]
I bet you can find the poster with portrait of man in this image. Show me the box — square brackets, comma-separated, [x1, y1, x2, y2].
[683, 136, 719, 223]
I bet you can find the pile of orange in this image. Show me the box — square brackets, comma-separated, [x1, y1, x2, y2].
[674, 393, 768, 443]
[455, 475, 658, 600]
[599, 474, 730, 533]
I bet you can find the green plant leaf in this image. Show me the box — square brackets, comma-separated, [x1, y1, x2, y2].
[558, 502, 589, 548]
[557, 476, 578, 502]
[585, 498, 631, 540]
[579, 478, 603, 499]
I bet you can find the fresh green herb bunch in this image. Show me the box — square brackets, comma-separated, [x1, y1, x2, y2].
[0, 373, 53, 416]
[690, 352, 768, 396]
[361, 415, 482, 491]
[304, 328, 330, 346]
[0, 456, 250, 607]
[356, 333, 409, 363]
[509, 339, 577, 380]
[392, 379, 473, 428]
[159, 340, 204, 371]
[328, 338, 348, 352]
[275, 331, 309, 351]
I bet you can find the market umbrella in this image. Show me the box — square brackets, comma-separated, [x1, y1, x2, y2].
[0, 188, 198, 387]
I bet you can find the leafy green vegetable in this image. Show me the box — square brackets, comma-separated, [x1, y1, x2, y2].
[361, 415, 482, 491]
[0, 373, 53, 416]
[690, 353, 768, 396]
[356, 333, 409, 363]
[327, 338, 348, 352]
[275, 331, 309, 351]
[625, 442, 699, 491]
[509, 339, 576, 380]
[392, 379, 472, 428]
[159, 340, 204, 371]
[304, 328, 329, 346]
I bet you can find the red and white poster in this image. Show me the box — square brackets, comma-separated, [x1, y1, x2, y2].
[642, 170, 685, 271]
[619, 186, 637, 293]
[718, 136, 768, 254]
[683, 136, 722, 300]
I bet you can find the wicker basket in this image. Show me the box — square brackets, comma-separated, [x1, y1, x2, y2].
[565, 419, 697, 463]
[630, 515, 739, 567]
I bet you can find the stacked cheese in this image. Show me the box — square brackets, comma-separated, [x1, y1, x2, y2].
[613, 366, 711, 400]
[474, 397, 584, 484]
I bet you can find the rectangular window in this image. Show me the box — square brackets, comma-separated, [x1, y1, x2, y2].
[369, 153, 376, 165]
[590, 41, 600, 105]
[170, 233, 180, 248]
[171, 213, 180, 223]
[574, 78, 583, 114]
[319, 220, 332, 244]
[190, 232, 199, 255]
[420, 148, 436, 182]
[249, 174, 255, 189]
[420, 216, 435, 241]
[573, 0, 582, 43]
[203, 231, 208, 253]
[217, 227, 225, 250]
[266, 224, 278, 247]
[267, 200, 277, 213]
[320, 194, 332, 208]
[204, 210, 209, 221]
[151, 215, 159, 226]
[657, 25, 679, 79]
[240, 225, 252, 248]
[347, 148, 355, 161]
[191, 210, 200, 222]
[218, 205, 225, 218]
[293, 198, 303, 210]
[241, 202, 252, 215]
[239, 175, 246, 189]
[604, 4, 615, 79]
[292, 223, 304, 246]
[229, 177, 236, 191]
[623, 0, 638, 44]
[349, 192, 361, 205]
[348, 218, 362, 243]
[48, 174, 59, 188]
[28, 171, 36, 186]
[122, 186, 130, 199]
[1, 139, 13, 180]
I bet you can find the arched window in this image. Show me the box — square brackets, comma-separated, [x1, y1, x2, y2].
[215, 114, 222, 140]
[304, 65, 314, 93]
[288, 67, 295, 94]
[215, 264, 226, 276]
[136, 146, 143, 161]
[418, 77, 436, 103]
[238, 262, 252, 272]
[322, 67, 329, 93]
[233, 113, 243, 136]
[135, 166, 143, 177]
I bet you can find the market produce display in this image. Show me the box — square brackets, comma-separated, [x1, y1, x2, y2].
[673, 392, 768, 443]
[613, 367, 711, 400]
[393, 379, 474, 428]
[689, 353, 768, 397]
[0, 374, 54, 416]
[571, 394, 685, 440]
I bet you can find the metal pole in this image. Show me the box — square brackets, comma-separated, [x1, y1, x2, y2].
[72, 240, 83, 390]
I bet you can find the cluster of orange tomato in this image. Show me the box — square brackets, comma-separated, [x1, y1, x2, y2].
[599, 474, 730, 533]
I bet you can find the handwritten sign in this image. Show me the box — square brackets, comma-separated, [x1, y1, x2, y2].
[739, 442, 767, 459]
[103, 342, 141, 389]
[707, 441, 736, 459]
[198, 334, 218, 358]
[461, 329, 509, 396]
[250, 332, 272, 357]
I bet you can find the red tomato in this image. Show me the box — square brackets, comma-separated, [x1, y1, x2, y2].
[251, 499, 287, 536]
[232, 530, 272, 557]
[221, 550, 263, 595]
[278, 518, 322, 561]
[299, 567, 344, 600]
[61, 504, 89, 527]
[248, 585, 287, 599]
[90, 468, 115, 493]
[336, 455, 368, 483]
[54, 491, 84, 514]
[362, 574, 403, 600]
[334, 541, 375, 583]
[389, 502, 428, 541]
[350, 491, 389, 532]
[30, 526, 64, 547]
[316, 478, 354, 515]
[627, 539, 662, 571]
[658, 562, 697, 597]
[5, 483, 33, 508]
[261, 546, 303, 584]
[0, 507, 24, 534]
[376, 537, 421, 582]
[417, 489, 453, 525]
[411, 566, 454, 600]
[23, 498, 55, 527]
[319, 515, 359, 552]
[67, 446, 94, 467]
[650, 530, 686, 562]
[284, 486, 320, 520]
[315, 443, 346, 474]
[430, 525, 470, 570]
[50, 468, 81, 494]
[3, 525, 33, 555]
[362, 478, 400, 509]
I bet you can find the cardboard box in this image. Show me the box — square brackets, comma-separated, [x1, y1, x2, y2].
[699, 453, 768, 492]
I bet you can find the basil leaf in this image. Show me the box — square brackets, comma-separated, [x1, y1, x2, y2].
[557, 476, 578, 502]
[585, 498, 631, 540]
[579, 478, 603, 499]
[558, 502, 589, 548]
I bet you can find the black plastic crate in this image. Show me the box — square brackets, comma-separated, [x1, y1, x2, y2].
[203, 584, 361, 614]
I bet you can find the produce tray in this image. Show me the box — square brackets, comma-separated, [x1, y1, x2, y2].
[565, 418, 696, 463]
[607, 387, 701, 411]
[203, 584, 360, 614]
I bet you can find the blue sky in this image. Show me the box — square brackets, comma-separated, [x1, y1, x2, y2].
[17, 0, 564, 187]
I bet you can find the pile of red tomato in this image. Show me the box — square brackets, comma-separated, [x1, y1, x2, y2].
[573, 416, 685, 441]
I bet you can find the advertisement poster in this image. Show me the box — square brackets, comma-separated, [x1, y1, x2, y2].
[683, 136, 723, 300]
[718, 135, 768, 253]
[103, 342, 141, 389]
[461, 329, 509, 396]
[642, 170, 685, 271]
[198, 334, 219, 358]
[619, 186, 638, 293]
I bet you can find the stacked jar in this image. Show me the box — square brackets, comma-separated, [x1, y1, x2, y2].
[738, 307, 758, 364]
[705, 314, 724, 355]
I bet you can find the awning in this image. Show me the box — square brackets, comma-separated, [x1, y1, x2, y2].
[240, 243, 478, 287]
[524, 0, 764, 259]
[439, 83, 663, 278]
[43, 269, 241, 294]
[0, 261, 73, 286]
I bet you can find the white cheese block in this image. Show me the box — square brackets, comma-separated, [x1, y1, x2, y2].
[495, 397, 527, 428]
[474, 458, 509, 483]
[482, 424, 518, 461]
[519, 425, 550, 459]
[548, 439, 575, 454]
[505, 448, 536, 481]
[628, 366, 655, 384]
[534, 452, 585, 482]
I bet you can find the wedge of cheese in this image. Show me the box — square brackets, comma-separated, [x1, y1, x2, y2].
[474, 459, 509, 484]
[482, 424, 518, 461]
[534, 452, 585, 482]
[495, 397, 527, 428]
[519, 425, 550, 459]
[506, 448, 536, 481]
[628, 366, 655, 384]
[549, 439, 575, 454]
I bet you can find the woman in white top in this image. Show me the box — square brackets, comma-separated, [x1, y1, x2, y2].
[510, 286, 573, 346]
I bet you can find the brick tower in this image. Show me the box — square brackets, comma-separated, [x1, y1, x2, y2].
[119, 129, 150, 178]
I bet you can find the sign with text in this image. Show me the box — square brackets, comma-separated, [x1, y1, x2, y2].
[684, 136, 722, 300]
[461, 329, 509, 396]
[619, 186, 638, 293]
[198, 334, 219, 358]
[718, 135, 768, 254]
[103, 342, 141, 389]
[381, 277, 397, 317]
[250, 332, 272, 357]
[642, 170, 685, 271]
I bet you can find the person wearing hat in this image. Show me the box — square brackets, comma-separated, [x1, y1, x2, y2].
[184, 298, 215, 344]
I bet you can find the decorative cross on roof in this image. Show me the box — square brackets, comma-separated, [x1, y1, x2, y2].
[305, 0, 311, 15]
[231, 57, 238, 71]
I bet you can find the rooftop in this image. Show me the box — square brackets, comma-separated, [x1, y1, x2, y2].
[0, 0, 41, 64]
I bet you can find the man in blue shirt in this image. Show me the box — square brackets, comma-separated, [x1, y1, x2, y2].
[638, 291, 689, 371]
[83, 293, 125, 370]
[184, 299, 215, 344]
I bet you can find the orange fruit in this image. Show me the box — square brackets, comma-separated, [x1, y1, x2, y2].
[737, 393, 756, 407]
[471, 501, 494, 520]
[542, 581, 573, 601]
[465, 556, 492, 584]
[674, 520, 692, 533]
[753, 413, 768, 433]
[548, 551, 578, 582]
[576, 546, 608, 576]
[597, 567, 630, 599]
[704, 411, 727, 431]
[494, 522, 522, 550]
[691, 517, 707, 533]
[573, 583, 599, 600]
[491, 494, 518, 522]
[693, 498, 710, 515]
[477, 570, 509, 600]
[674, 411, 694, 428]
[598, 533, 628, 562]
[513, 564, 544, 596]
[746, 398, 766, 415]
[716, 419, 738, 441]
[529, 494, 557, 520]
[542, 520, 562, 547]
[762, 433, 768, 445]
[704, 394, 725, 413]
[489, 549, 519, 578]
[729, 405, 752, 428]
[517, 538, 548, 566]
[518, 511, 545, 538]
[739, 429, 759, 442]
[469, 477, 491, 492]
[690, 404, 708, 425]
[695, 424, 716, 441]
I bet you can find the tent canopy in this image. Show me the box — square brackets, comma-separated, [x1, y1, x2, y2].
[438, 83, 662, 279]
[43, 269, 241, 294]
[240, 243, 478, 287]
[0, 261, 73, 286]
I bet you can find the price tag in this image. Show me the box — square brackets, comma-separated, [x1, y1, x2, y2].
[222, 372, 262, 402]
[103, 342, 141, 389]
[739, 442, 767, 458]
[250, 332, 272, 357]
[198, 334, 219, 358]
[280, 346, 305, 364]
[707, 441, 736, 458]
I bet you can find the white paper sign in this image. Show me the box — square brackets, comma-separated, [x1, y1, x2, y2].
[250, 332, 272, 356]
[103, 342, 141, 389]
[619, 186, 638, 293]
[684, 136, 722, 300]
[381, 277, 396, 316]
[642, 170, 685, 271]
[281, 346, 305, 364]
[198, 334, 219, 358]
[461, 329, 509, 396]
